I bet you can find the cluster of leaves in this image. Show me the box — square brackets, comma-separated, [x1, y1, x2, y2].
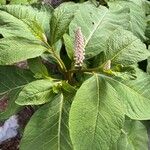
[0, 0, 150, 149]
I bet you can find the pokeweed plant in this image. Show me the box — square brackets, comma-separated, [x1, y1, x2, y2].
[0, 0, 150, 149]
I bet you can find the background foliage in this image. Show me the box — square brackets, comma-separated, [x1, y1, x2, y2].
[0, 0, 150, 149]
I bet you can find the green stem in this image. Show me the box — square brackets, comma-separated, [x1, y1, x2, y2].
[79, 0, 85, 3]
[45, 43, 67, 73]
[68, 67, 103, 73]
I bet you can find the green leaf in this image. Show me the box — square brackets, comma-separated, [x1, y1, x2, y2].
[147, 50, 150, 73]
[10, 0, 38, 4]
[0, 37, 47, 65]
[105, 28, 150, 65]
[69, 2, 129, 58]
[15, 79, 56, 105]
[111, 119, 148, 150]
[0, 66, 34, 96]
[20, 93, 74, 150]
[22, 19, 48, 43]
[0, 66, 34, 120]
[108, 0, 146, 40]
[50, 2, 77, 44]
[0, 0, 5, 4]
[0, 89, 22, 121]
[103, 72, 150, 120]
[69, 74, 124, 150]
[146, 16, 150, 45]
[0, 10, 35, 39]
[63, 33, 74, 60]
[124, 68, 150, 101]
[28, 57, 49, 79]
[0, 4, 53, 39]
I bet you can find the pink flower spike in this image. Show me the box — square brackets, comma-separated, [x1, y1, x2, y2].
[74, 27, 85, 67]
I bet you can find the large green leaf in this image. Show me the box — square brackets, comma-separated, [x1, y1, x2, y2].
[146, 15, 150, 45]
[105, 28, 150, 65]
[102, 72, 150, 120]
[20, 93, 74, 150]
[69, 2, 129, 58]
[0, 10, 35, 39]
[111, 119, 148, 150]
[10, 0, 38, 4]
[0, 66, 34, 96]
[124, 68, 150, 101]
[0, 66, 34, 120]
[0, 37, 47, 65]
[0, 0, 5, 4]
[108, 0, 146, 40]
[15, 79, 56, 105]
[0, 89, 22, 121]
[50, 2, 77, 44]
[147, 47, 150, 73]
[69, 75, 124, 150]
[0, 4, 53, 39]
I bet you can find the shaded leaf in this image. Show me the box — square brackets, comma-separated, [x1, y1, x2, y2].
[28, 57, 49, 79]
[0, 66, 34, 120]
[63, 33, 74, 60]
[111, 118, 148, 150]
[0, 66, 34, 96]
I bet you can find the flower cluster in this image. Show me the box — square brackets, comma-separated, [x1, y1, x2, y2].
[103, 60, 111, 71]
[74, 27, 85, 67]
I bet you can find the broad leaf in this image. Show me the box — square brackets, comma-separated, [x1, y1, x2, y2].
[69, 75, 124, 150]
[105, 28, 150, 65]
[20, 93, 74, 150]
[0, 66, 34, 96]
[108, 0, 146, 40]
[146, 15, 150, 45]
[102, 72, 150, 120]
[0, 37, 47, 65]
[50, 2, 77, 44]
[0, 4, 53, 39]
[10, 0, 38, 4]
[0, 89, 22, 121]
[69, 2, 129, 58]
[15, 79, 56, 105]
[0, 66, 34, 120]
[124, 68, 150, 101]
[22, 19, 48, 43]
[0, 0, 5, 4]
[111, 119, 148, 150]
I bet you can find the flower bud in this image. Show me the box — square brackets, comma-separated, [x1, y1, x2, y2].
[103, 60, 111, 71]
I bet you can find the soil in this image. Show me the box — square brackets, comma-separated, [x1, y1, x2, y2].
[0, 107, 34, 150]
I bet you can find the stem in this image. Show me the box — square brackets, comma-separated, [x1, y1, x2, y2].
[45, 42, 67, 73]
[68, 67, 103, 73]
[52, 50, 67, 73]
[79, 0, 85, 3]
